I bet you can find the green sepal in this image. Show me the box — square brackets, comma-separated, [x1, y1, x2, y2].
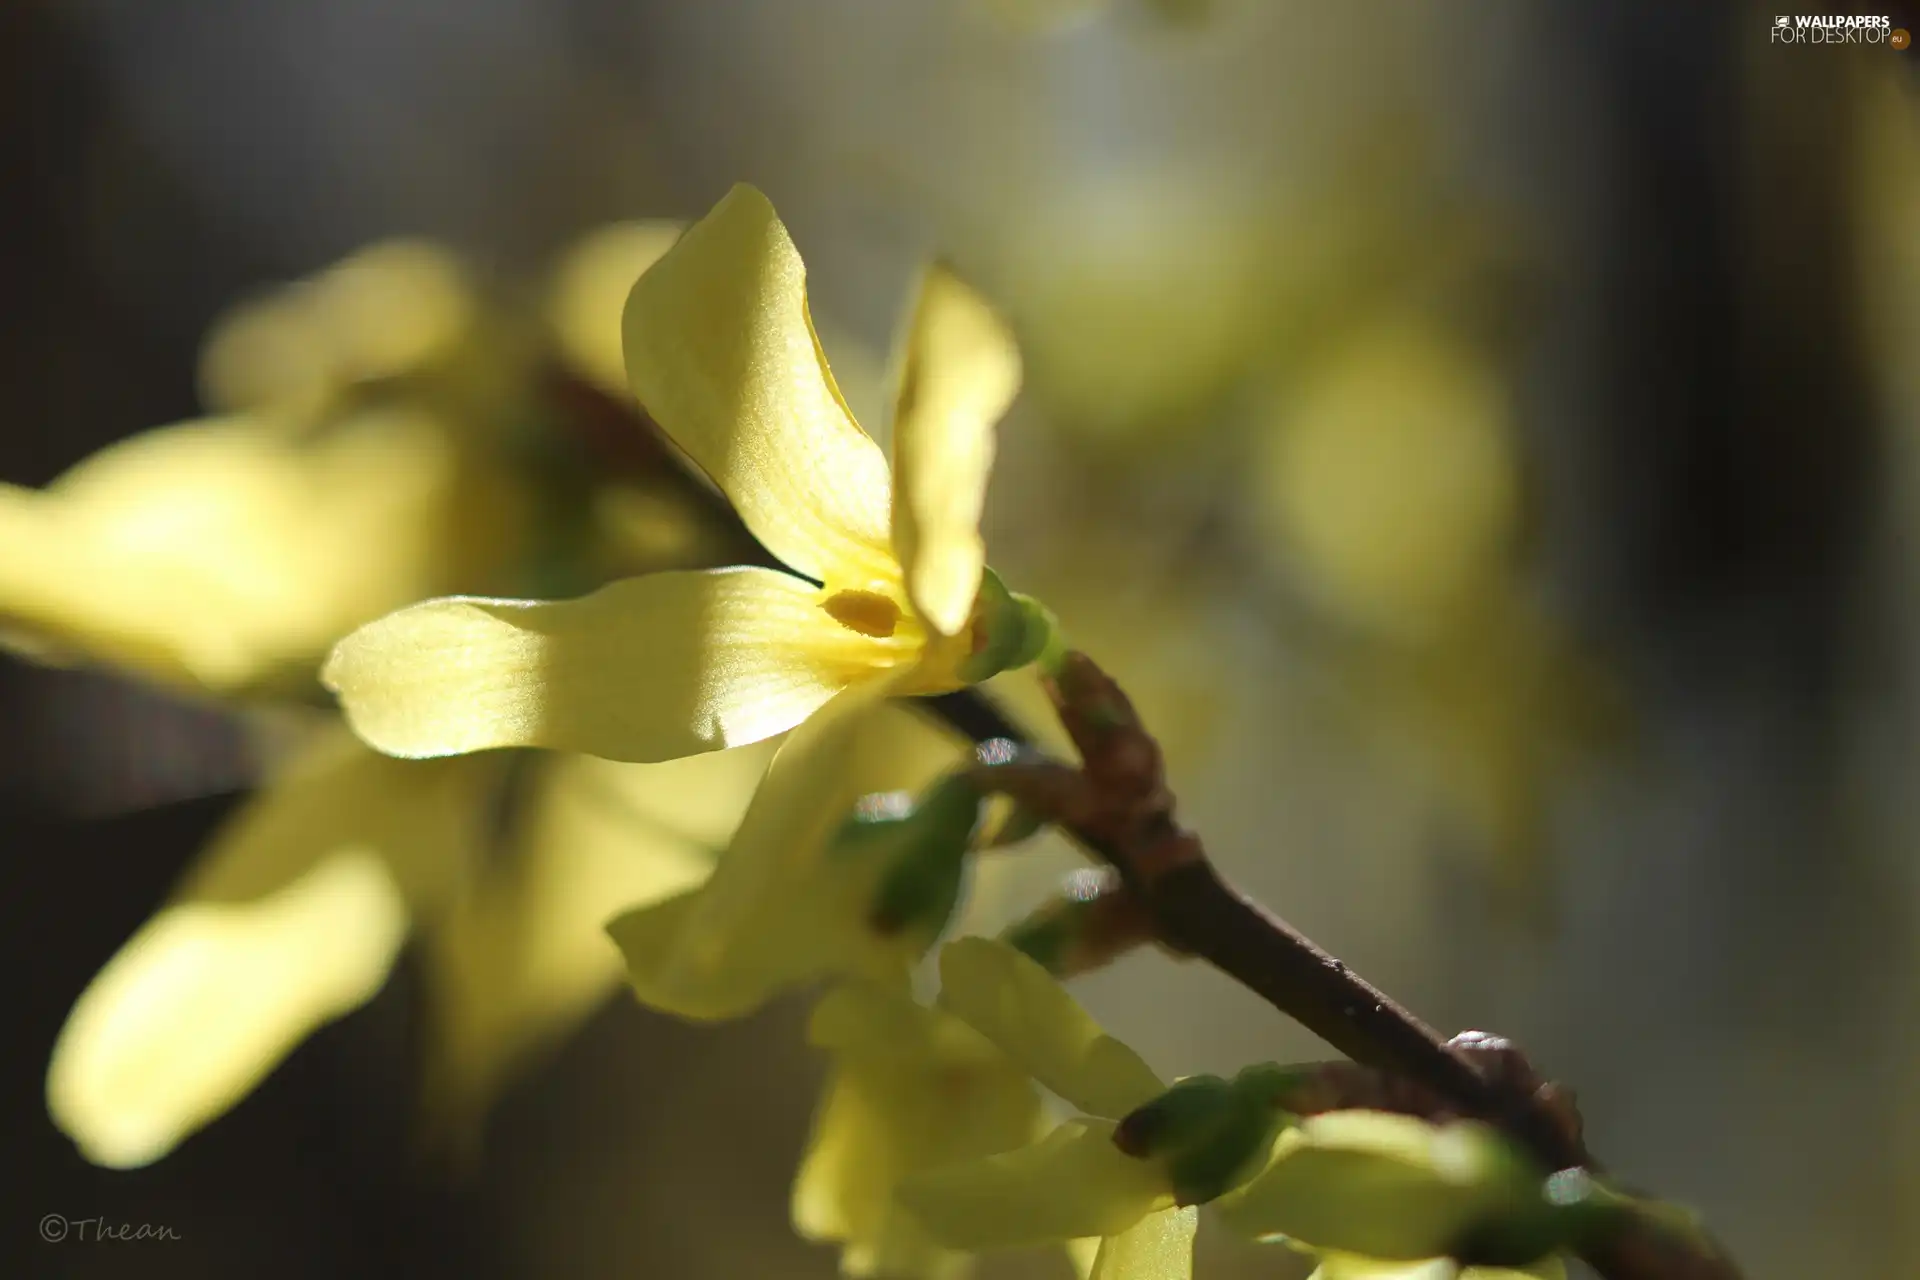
[1000, 903, 1079, 976]
[1113, 1074, 1233, 1159]
[1007, 592, 1062, 672]
[958, 567, 1060, 683]
[853, 773, 985, 943]
[1459, 1170, 1659, 1268]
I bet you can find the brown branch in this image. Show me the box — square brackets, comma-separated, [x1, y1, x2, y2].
[921, 652, 1742, 1280]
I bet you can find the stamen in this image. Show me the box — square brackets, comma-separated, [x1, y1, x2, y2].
[823, 589, 901, 638]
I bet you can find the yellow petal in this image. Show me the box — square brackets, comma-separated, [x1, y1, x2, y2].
[0, 411, 517, 694]
[603, 889, 739, 1019]
[198, 239, 475, 413]
[307, 239, 477, 385]
[796, 980, 1043, 1279]
[1091, 1207, 1198, 1280]
[887, 264, 1020, 635]
[194, 729, 496, 914]
[607, 674, 916, 1019]
[1309, 1255, 1565, 1280]
[896, 1118, 1172, 1250]
[1067, 1237, 1104, 1280]
[0, 486, 194, 682]
[795, 1070, 911, 1272]
[936, 936, 1166, 1118]
[547, 221, 686, 396]
[325, 566, 894, 762]
[47, 850, 404, 1170]
[45, 729, 493, 1168]
[1215, 1111, 1539, 1260]
[806, 978, 1044, 1090]
[195, 291, 335, 417]
[420, 745, 769, 1139]
[621, 183, 897, 588]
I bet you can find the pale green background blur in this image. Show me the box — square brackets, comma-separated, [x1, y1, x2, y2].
[5, 3, 1918, 1278]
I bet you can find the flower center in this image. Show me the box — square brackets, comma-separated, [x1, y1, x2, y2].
[823, 589, 901, 638]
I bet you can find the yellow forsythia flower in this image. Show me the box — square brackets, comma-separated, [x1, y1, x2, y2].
[45, 728, 768, 1168]
[605, 679, 966, 1021]
[896, 938, 1200, 1280]
[413, 745, 773, 1144]
[26, 224, 750, 1167]
[323, 182, 1026, 766]
[794, 978, 1045, 1278]
[196, 239, 476, 418]
[901, 942, 1568, 1280]
[0, 409, 520, 696]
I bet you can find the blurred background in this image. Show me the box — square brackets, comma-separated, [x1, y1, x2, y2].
[5, 1, 1919, 1277]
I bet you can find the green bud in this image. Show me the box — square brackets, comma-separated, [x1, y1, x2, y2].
[1226, 1061, 1315, 1116]
[1461, 1170, 1669, 1268]
[1112, 1064, 1294, 1207]
[958, 567, 1060, 683]
[1007, 591, 1063, 672]
[848, 773, 985, 944]
[998, 867, 1142, 978]
[1114, 1074, 1234, 1160]
[999, 902, 1080, 975]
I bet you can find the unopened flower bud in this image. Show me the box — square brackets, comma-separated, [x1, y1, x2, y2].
[959, 567, 1061, 683]
[837, 773, 985, 943]
[1112, 1063, 1295, 1207]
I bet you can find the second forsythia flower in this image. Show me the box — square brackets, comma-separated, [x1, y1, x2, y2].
[604, 694, 984, 1021]
[793, 977, 1045, 1278]
[898, 938, 1200, 1280]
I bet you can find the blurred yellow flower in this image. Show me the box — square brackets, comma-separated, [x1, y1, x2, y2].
[45, 729, 476, 1167]
[897, 938, 1199, 1279]
[1241, 315, 1629, 886]
[416, 744, 775, 1144]
[1253, 320, 1518, 643]
[546, 220, 687, 398]
[45, 727, 767, 1168]
[325, 182, 1030, 766]
[197, 239, 478, 419]
[0, 409, 521, 696]
[999, 180, 1278, 436]
[794, 978, 1045, 1278]
[17, 223, 780, 1167]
